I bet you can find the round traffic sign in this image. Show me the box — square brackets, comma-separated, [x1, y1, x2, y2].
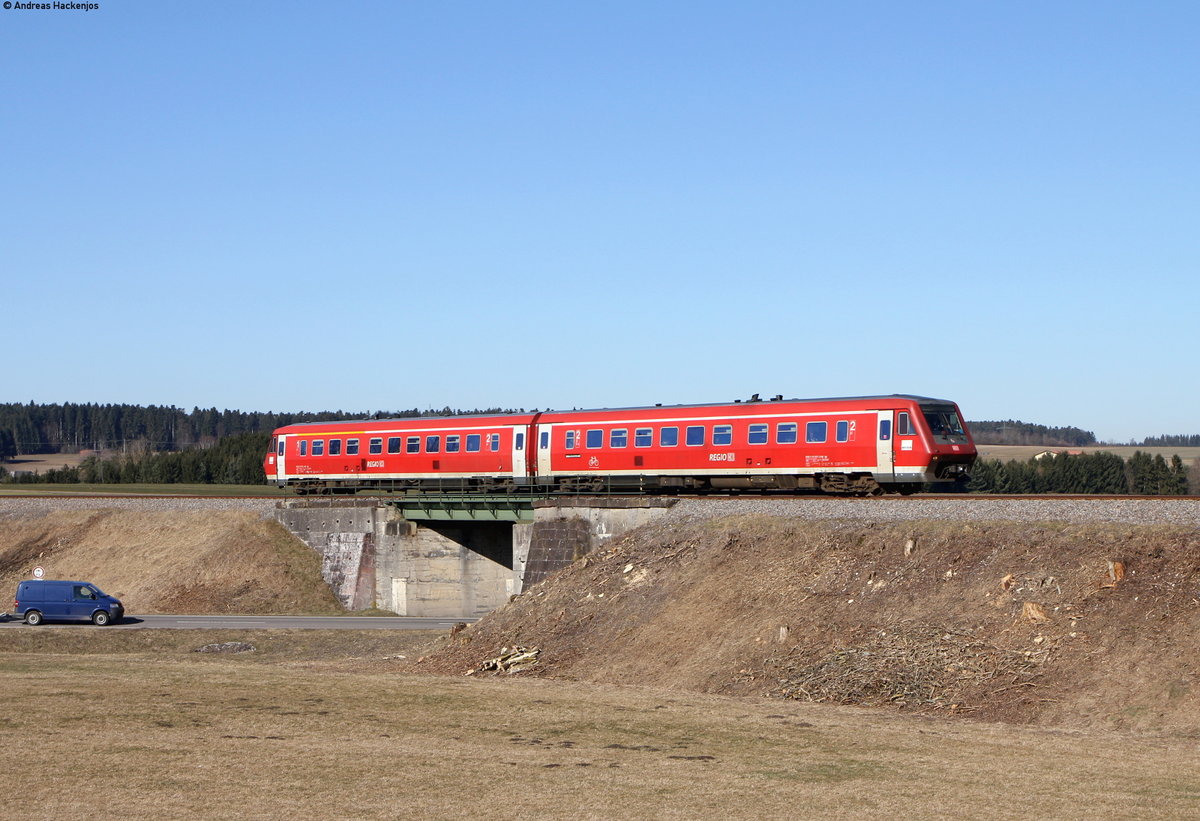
[33, 566, 44, 579]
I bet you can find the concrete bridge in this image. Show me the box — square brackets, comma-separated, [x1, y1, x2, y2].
[274, 496, 675, 618]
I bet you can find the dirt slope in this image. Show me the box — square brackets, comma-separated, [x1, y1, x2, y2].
[0, 510, 342, 615]
[425, 514, 1200, 732]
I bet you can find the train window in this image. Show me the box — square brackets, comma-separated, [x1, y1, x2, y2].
[713, 425, 732, 446]
[329, 439, 342, 456]
[277, 439, 284, 456]
[466, 434, 481, 452]
[806, 422, 827, 443]
[369, 438, 383, 455]
[880, 420, 892, 440]
[565, 430, 577, 449]
[312, 440, 324, 456]
[299, 440, 308, 457]
[686, 426, 706, 446]
[836, 421, 850, 443]
[748, 424, 768, 444]
[406, 436, 420, 453]
[635, 428, 652, 447]
[777, 423, 798, 444]
[586, 429, 603, 448]
[446, 435, 461, 453]
[660, 427, 679, 447]
[610, 429, 628, 448]
[426, 435, 440, 453]
[897, 412, 915, 436]
[489, 433, 500, 451]
[387, 437, 402, 454]
[347, 439, 359, 455]
[540, 431, 549, 450]
[922, 407, 965, 435]
[515, 432, 525, 451]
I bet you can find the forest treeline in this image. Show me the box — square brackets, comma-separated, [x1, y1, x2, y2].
[0, 402, 522, 460]
[2, 403, 1191, 455]
[966, 420, 1097, 446]
[2, 433, 272, 486]
[967, 452, 1191, 495]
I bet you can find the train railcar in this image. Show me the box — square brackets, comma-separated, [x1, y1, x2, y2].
[263, 395, 975, 496]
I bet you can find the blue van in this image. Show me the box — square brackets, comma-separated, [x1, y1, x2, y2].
[12, 580, 124, 626]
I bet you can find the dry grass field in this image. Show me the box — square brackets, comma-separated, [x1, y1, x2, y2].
[1, 630, 1199, 820]
[975, 444, 1200, 463]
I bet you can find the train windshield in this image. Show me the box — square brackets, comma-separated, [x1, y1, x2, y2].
[921, 405, 965, 436]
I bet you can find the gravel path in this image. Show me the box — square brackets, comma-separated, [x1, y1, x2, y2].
[0, 497, 281, 519]
[2, 495, 1198, 529]
[669, 497, 1200, 529]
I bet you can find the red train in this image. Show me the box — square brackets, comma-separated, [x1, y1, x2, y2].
[263, 394, 975, 496]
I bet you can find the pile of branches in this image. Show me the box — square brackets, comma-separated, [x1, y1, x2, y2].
[767, 625, 1044, 710]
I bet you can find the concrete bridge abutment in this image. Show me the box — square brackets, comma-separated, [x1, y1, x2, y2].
[275, 497, 675, 618]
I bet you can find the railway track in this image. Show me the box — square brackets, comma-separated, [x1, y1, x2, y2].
[0, 492, 1197, 502]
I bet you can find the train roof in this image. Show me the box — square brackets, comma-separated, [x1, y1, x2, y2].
[272, 395, 960, 430]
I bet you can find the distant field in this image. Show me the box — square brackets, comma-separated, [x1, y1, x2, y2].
[2, 452, 95, 472]
[977, 444, 1200, 462]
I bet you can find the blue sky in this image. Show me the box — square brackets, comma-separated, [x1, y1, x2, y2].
[3, 1, 1196, 442]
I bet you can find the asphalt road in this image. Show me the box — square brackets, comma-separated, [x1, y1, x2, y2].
[0, 614, 474, 630]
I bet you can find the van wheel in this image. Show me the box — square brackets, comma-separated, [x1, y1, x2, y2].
[92, 610, 111, 627]
[25, 610, 43, 626]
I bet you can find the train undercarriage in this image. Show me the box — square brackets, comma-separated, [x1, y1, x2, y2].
[285, 471, 941, 497]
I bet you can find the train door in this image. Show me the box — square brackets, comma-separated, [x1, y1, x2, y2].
[511, 426, 528, 483]
[275, 435, 287, 482]
[875, 411, 894, 478]
[536, 424, 553, 480]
